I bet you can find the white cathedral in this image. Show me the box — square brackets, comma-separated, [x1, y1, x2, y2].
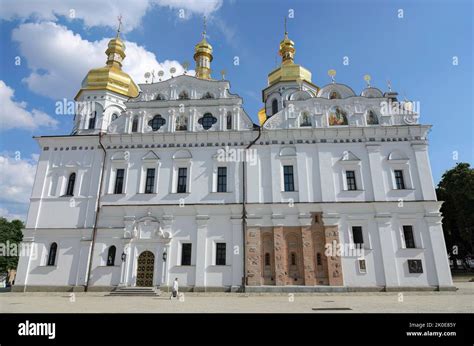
[14, 24, 454, 292]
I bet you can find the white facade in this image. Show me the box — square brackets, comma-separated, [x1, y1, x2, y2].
[14, 35, 454, 292]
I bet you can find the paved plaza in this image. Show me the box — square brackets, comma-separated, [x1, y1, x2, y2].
[0, 282, 472, 313]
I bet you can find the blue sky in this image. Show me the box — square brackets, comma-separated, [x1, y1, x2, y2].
[0, 0, 472, 220]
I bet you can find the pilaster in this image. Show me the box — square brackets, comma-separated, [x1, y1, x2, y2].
[194, 215, 209, 288]
[245, 226, 262, 286]
[273, 226, 287, 286]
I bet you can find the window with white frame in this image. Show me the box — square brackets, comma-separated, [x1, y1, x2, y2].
[387, 150, 412, 190]
[177, 167, 187, 193]
[215, 243, 226, 265]
[283, 165, 295, 192]
[339, 151, 363, 192]
[172, 150, 192, 194]
[402, 225, 416, 248]
[107, 246, 116, 266]
[47, 242, 58, 266]
[394, 170, 406, 190]
[144, 168, 156, 194]
[217, 167, 227, 192]
[64, 172, 76, 196]
[109, 151, 129, 194]
[345, 170, 357, 191]
[358, 259, 367, 273]
[277, 147, 298, 193]
[140, 151, 160, 194]
[351, 226, 364, 246]
[181, 243, 192, 265]
[114, 169, 125, 194]
[131, 117, 139, 133]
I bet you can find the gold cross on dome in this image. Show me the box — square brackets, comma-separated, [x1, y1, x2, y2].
[202, 16, 207, 39]
[116, 15, 123, 37]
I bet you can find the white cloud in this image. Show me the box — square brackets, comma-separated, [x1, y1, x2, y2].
[0, 153, 38, 222]
[156, 0, 222, 17]
[0, 0, 222, 32]
[11, 22, 194, 99]
[0, 207, 25, 222]
[0, 80, 58, 131]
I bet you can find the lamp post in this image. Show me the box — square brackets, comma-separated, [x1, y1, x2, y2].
[119, 251, 127, 286]
[162, 248, 168, 294]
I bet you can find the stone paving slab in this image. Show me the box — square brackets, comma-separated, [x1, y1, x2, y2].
[1, 282, 472, 313]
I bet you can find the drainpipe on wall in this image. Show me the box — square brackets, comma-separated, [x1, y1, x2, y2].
[84, 131, 107, 292]
[242, 125, 262, 291]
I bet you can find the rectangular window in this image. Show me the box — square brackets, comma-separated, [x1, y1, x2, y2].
[216, 243, 226, 265]
[131, 117, 138, 132]
[403, 225, 416, 248]
[283, 165, 295, 192]
[346, 170, 357, 191]
[394, 170, 406, 189]
[177, 167, 187, 193]
[88, 115, 96, 130]
[358, 259, 367, 273]
[144, 168, 155, 194]
[181, 243, 192, 265]
[114, 169, 125, 194]
[352, 226, 364, 245]
[217, 167, 227, 192]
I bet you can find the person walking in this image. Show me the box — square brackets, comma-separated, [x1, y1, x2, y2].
[170, 278, 179, 300]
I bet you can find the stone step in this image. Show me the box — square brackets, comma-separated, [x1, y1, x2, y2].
[107, 286, 161, 297]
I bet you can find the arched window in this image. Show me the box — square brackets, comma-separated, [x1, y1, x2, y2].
[271, 99, 278, 115]
[328, 106, 348, 126]
[178, 91, 190, 100]
[329, 91, 341, 99]
[107, 246, 116, 266]
[265, 253, 271, 266]
[148, 115, 166, 131]
[201, 92, 214, 99]
[65, 173, 75, 196]
[47, 242, 57, 266]
[88, 111, 96, 129]
[290, 252, 297, 266]
[198, 113, 217, 130]
[156, 94, 166, 101]
[366, 110, 379, 125]
[226, 112, 232, 130]
[300, 112, 311, 127]
[111, 113, 118, 121]
[175, 114, 188, 131]
[316, 253, 322, 266]
[131, 117, 139, 132]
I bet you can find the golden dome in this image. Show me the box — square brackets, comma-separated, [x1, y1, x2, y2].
[193, 16, 213, 80]
[194, 37, 213, 60]
[267, 31, 316, 88]
[75, 35, 139, 100]
[279, 32, 295, 64]
[258, 107, 267, 126]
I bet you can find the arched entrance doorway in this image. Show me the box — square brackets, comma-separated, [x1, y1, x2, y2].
[136, 251, 155, 287]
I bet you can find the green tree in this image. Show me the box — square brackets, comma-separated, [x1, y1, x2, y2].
[436, 163, 474, 266]
[0, 217, 24, 273]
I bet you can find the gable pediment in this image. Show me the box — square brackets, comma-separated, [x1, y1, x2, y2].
[111, 151, 127, 161]
[340, 151, 360, 162]
[142, 150, 160, 161]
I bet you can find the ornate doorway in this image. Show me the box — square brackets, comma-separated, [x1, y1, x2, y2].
[136, 251, 155, 287]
